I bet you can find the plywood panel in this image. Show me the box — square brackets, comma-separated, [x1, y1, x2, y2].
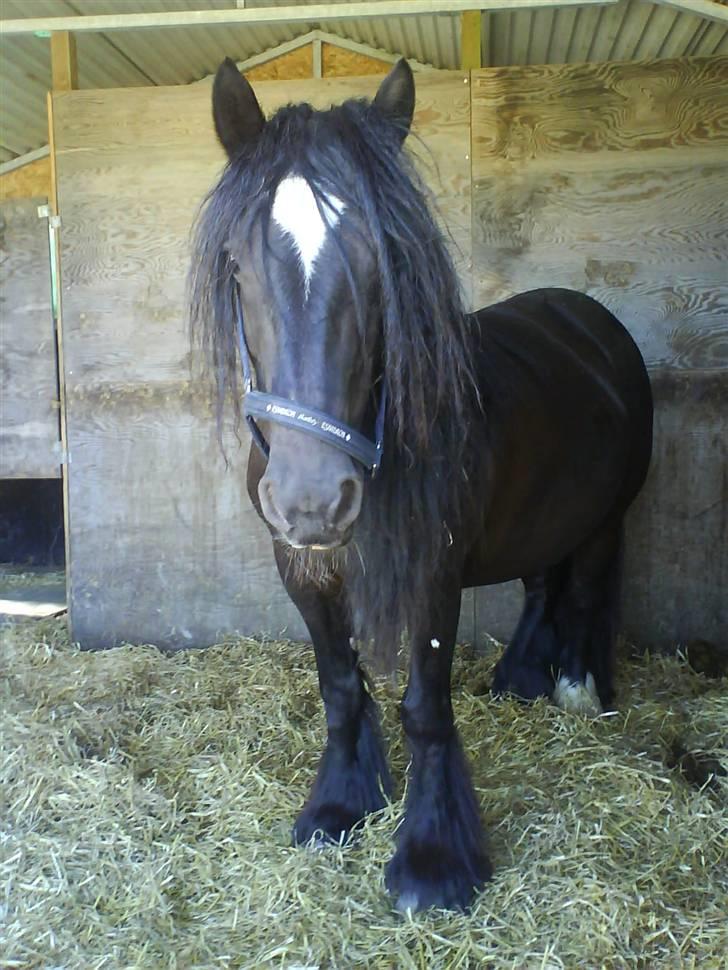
[470, 55, 728, 650]
[624, 370, 727, 649]
[0, 156, 52, 203]
[245, 45, 312, 81]
[0, 198, 59, 479]
[53, 72, 471, 649]
[321, 43, 390, 76]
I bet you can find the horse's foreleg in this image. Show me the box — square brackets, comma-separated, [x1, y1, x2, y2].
[385, 581, 492, 911]
[274, 546, 391, 846]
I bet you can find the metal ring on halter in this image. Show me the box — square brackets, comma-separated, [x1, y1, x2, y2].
[233, 283, 386, 475]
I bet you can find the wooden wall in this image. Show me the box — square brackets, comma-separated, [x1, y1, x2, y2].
[0, 198, 59, 479]
[471, 55, 728, 648]
[53, 55, 727, 652]
[52, 72, 472, 649]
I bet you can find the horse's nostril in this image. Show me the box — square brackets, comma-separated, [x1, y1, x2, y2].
[332, 475, 363, 530]
[259, 478, 291, 532]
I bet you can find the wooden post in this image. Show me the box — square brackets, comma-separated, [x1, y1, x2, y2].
[50, 31, 78, 92]
[461, 10, 482, 70]
[48, 31, 77, 620]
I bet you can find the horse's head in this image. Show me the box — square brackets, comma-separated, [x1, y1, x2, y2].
[210, 59, 415, 550]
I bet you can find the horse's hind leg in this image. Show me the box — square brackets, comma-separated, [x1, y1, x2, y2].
[553, 517, 623, 716]
[274, 545, 391, 846]
[491, 568, 565, 700]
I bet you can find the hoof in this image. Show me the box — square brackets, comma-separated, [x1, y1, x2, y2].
[491, 660, 553, 702]
[292, 802, 363, 846]
[385, 840, 492, 912]
[293, 693, 390, 846]
[554, 672, 603, 717]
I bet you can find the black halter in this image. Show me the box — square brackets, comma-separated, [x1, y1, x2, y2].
[234, 284, 386, 476]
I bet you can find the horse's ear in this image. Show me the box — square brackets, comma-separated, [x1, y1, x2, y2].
[212, 57, 265, 159]
[373, 58, 415, 144]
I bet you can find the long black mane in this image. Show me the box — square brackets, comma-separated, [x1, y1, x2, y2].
[189, 95, 480, 660]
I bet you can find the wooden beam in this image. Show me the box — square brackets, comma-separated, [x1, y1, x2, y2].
[46, 90, 73, 613]
[649, 0, 728, 24]
[312, 37, 323, 78]
[0, 144, 50, 176]
[482, 12, 491, 67]
[461, 10, 482, 70]
[0, 0, 620, 35]
[50, 31, 77, 91]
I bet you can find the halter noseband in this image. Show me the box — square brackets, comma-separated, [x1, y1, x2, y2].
[233, 284, 386, 476]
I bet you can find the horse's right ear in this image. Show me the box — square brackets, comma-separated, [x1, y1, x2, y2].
[212, 58, 265, 159]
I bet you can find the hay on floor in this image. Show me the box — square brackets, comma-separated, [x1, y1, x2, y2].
[1, 617, 726, 969]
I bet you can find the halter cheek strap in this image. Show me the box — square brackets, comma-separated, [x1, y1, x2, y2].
[233, 284, 386, 476]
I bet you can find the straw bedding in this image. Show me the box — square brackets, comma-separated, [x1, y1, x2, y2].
[1, 616, 726, 969]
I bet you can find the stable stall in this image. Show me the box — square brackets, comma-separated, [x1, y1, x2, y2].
[1, 2, 726, 651]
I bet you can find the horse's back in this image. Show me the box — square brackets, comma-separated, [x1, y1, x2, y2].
[464, 288, 653, 582]
[476, 288, 648, 385]
[474, 287, 652, 449]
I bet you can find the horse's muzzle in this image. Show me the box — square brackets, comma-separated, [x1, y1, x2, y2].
[258, 454, 363, 549]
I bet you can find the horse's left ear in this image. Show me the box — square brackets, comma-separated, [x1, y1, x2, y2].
[212, 57, 265, 160]
[373, 59, 415, 144]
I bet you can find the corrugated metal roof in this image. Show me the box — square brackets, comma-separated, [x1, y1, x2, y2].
[1, 0, 726, 160]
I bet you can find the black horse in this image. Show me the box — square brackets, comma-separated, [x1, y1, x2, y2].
[189, 59, 653, 912]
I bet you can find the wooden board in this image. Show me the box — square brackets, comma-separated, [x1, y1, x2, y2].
[470, 55, 728, 649]
[0, 198, 60, 479]
[0, 156, 52, 203]
[245, 45, 313, 81]
[52, 73, 472, 649]
[623, 370, 727, 650]
[321, 43, 390, 76]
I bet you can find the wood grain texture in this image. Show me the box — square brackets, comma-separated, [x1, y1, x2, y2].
[53, 73, 471, 649]
[0, 198, 60, 479]
[472, 56, 728, 167]
[470, 55, 728, 650]
[51, 31, 78, 92]
[0, 157, 52, 203]
[321, 43, 390, 76]
[244, 45, 313, 81]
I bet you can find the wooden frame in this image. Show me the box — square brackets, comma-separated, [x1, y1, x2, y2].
[0, 0, 622, 35]
[212, 29, 437, 79]
[0, 146, 50, 177]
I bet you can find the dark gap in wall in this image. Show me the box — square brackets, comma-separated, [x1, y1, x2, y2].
[0, 479, 65, 567]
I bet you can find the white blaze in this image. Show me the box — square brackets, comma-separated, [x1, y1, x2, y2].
[271, 175, 345, 295]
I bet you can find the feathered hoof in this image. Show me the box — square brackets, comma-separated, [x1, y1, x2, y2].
[385, 840, 492, 913]
[292, 802, 363, 847]
[553, 672, 603, 717]
[491, 660, 554, 702]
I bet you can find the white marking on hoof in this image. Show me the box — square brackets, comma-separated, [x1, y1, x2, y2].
[306, 833, 343, 853]
[271, 175, 345, 295]
[395, 892, 419, 913]
[554, 672, 603, 717]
